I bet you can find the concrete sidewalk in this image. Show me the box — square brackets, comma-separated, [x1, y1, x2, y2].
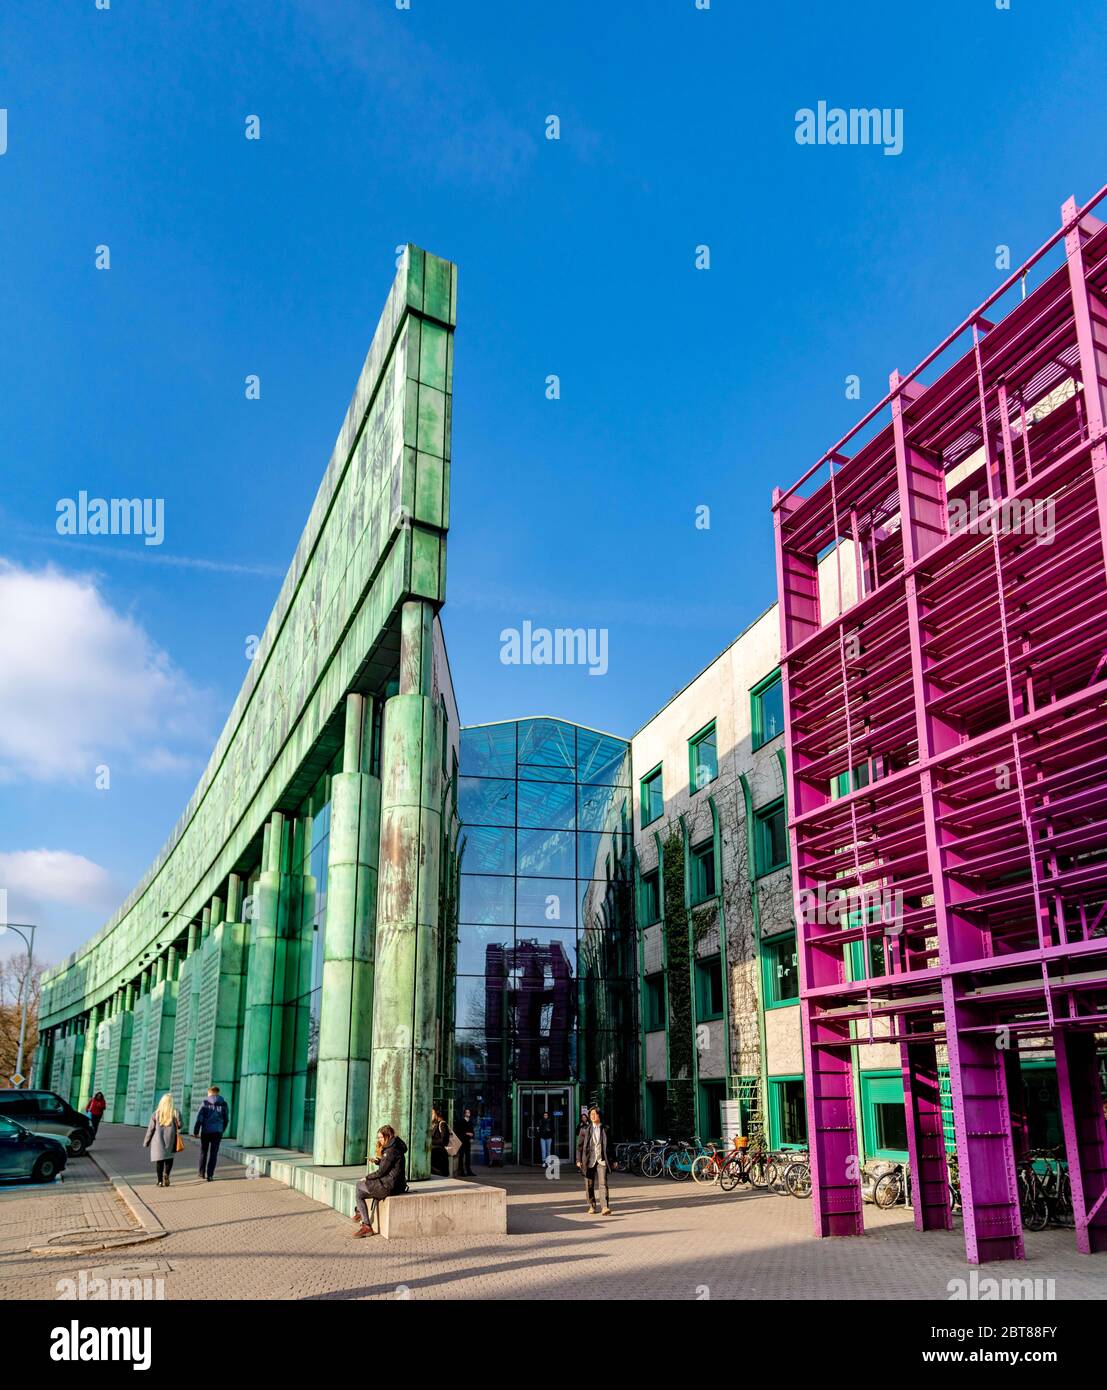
[1, 1123, 1103, 1300]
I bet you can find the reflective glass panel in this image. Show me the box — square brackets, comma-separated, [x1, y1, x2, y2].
[459, 777, 515, 827]
[517, 876, 578, 929]
[517, 779, 575, 831]
[516, 827, 575, 879]
[460, 723, 517, 778]
[459, 874, 514, 926]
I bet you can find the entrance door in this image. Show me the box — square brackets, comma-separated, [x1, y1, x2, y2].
[517, 1085, 573, 1166]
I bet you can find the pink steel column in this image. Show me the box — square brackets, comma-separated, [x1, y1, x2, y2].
[889, 372, 954, 1235]
[1053, 1028, 1107, 1254]
[1058, 196, 1107, 1256]
[774, 489, 863, 1239]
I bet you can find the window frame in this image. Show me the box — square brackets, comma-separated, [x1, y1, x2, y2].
[754, 797, 789, 876]
[688, 719, 718, 794]
[751, 670, 784, 751]
[860, 1070, 910, 1162]
[639, 764, 664, 828]
[689, 837, 718, 906]
[643, 973, 666, 1032]
[695, 955, 724, 1021]
[639, 867, 661, 927]
[768, 1074, 808, 1150]
[761, 929, 799, 1009]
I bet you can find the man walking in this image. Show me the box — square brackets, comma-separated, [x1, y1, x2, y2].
[575, 1105, 613, 1215]
[193, 1085, 230, 1182]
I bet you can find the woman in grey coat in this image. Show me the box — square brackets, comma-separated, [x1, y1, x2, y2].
[144, 1093, 183, 1187]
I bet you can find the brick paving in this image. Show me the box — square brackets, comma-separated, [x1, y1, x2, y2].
[0, 1124, 1101, 1300]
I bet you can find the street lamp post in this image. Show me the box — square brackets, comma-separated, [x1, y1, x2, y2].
[0, 920, 38, 1087]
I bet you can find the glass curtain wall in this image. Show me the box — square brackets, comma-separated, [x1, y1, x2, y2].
[275, 752, 340, 1153]
[456, 718, 638, 1157]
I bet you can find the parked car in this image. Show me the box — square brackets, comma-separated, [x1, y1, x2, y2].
[0, 1090, 95, 1156]
[0, 1113, 68, 1182]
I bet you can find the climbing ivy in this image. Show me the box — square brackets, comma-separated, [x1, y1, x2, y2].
[661, 830, 695, 1136]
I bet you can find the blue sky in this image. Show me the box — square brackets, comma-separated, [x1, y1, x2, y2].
[2, 0, 1105, 962]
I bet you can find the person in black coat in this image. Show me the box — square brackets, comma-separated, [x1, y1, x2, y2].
[353, 1127, 408, 1238]
[430, 1104, 451, 1177]
[455, 1106, 475, 1176]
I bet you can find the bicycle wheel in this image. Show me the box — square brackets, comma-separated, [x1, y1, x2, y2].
[1022, 1195, 1049, 1232]
[873, 1173, 901, 1208]
[667, 1149, 693, 1181]
[691, 1154, 718, 1184]
[748, 1155, 772, 1188]
[718, 1156, 743, 1193]
[642, 1150, 662, 1178]
[769, 1160, 789, 1196]
[785, 1161, 812, 1199]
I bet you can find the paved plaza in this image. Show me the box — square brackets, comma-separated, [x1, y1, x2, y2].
[0, 1125, 1099, 1301]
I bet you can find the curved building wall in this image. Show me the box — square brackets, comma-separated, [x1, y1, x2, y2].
[34, 247, 459, 1178]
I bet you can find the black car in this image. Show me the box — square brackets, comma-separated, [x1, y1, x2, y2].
[0, 1114, 69, 1182]
[0, 1090, 95, 1156]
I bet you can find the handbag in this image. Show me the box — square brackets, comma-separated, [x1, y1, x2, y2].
[445, 1127, 462, 1157]
[175, 1123, 185, 1153]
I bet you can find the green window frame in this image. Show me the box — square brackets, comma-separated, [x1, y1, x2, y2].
[640, 764, 663, 828]
[860, 1071, 909, 1161]
[762, 930, 799, 1008]
[751, 670, 784, 750]
[640, 867, 661, 926]
[643, 973, 666, 1031]
[754, 797, 789, 876]
[689, 838, 717, 905]
[688, 720, 718, 793]
[768, 1075, 808, 1149]
[695, 955, 724, 1021]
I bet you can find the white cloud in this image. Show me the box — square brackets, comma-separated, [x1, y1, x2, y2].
[0, 560, 211, 782]
[0, 849, 116, 914]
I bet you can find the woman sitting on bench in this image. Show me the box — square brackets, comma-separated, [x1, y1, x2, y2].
[354, 1126, 408, 1238]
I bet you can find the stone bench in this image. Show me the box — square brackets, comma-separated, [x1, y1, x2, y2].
[378, 1177, 507, 1238]
[208, 1138, 507, 1239]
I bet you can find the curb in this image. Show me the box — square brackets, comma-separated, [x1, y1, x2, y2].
[85, 1148, 167, 1244]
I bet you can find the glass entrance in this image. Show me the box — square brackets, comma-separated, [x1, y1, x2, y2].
[517, 1085, 573, 1166]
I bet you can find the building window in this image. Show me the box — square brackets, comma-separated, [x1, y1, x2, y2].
[751, 671, 784, 749]
[643, 974, 666, 1031]
[763, 931, 799, 1008]
[640, 765, 663, 827]
[690, 838, 717, 904]
[860, 1072, 909, 1160]
[640, 868, 661, 926]
[769, 1076, 808, 1148]
[831, 760, 872, 800]
[754, 798, 788, 875]
[695, 956, 724, 1021]
[688, 720, 718, 792]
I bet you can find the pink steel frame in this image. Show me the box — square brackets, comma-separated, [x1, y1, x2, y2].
[773, 190, 1107, 1263]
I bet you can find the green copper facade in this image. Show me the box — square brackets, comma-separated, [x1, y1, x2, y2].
[35, 247, 460, 1175]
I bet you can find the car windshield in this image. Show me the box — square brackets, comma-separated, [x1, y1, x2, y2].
[0, 1115, 28, 1137]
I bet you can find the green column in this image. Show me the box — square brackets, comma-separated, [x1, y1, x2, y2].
[368, 600, 442, 1180]
[76, 1003, 100, 1110]
[211, 874, 247, 1138]
[238, 811, 289, 1147]
[315, 693, 381, 1165]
